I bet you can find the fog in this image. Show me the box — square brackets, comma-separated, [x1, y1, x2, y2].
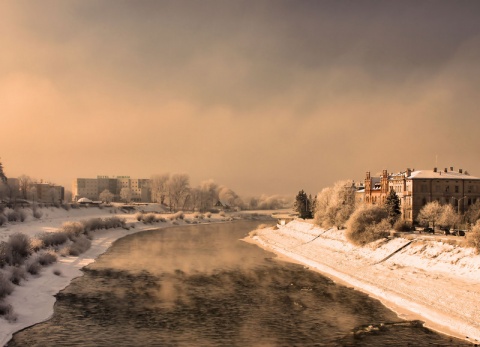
[2, 1, 480, 196]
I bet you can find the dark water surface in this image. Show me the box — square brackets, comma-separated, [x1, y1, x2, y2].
[9, 221, 469, 346]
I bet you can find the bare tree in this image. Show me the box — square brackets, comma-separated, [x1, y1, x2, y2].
[150, 174, 170, 204]
[99, 189, 114, 203]
[199, 180, 218, 212]
[120, 188, 132, 203]
[18, 175, 31, 199]
[188, 187, 202, 211]
[167, 174, 190, 211]
[29, 185, 38, 203]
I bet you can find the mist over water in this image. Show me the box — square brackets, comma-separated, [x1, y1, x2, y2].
[9, 221, 468, 346]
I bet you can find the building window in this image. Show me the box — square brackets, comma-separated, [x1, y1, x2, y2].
[455, 186, 459, 193]
[445, 186, 449, 193]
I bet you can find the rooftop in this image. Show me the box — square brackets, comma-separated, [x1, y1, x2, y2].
[409, 170, 479, 180]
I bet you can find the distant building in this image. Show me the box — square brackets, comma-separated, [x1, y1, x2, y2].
[0, 179, 64, 204]
[72, 176, 151, 202]
[357, 167, 480, 223]
[33, 183, 65, 203]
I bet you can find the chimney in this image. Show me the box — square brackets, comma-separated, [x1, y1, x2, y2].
[406, 168, 412, 177]
[444, 168, 448, 173]
[450, 166, 454, 171]
[459, 169, 463, 174]
[433, 167, 437, 172]
[366, 171, 371, 179]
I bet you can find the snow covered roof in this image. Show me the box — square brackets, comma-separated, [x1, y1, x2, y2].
[408, 170, 479, 180]
[77, 197, 93, 203]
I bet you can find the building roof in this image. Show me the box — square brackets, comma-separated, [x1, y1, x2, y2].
[408, 170, 479, 180]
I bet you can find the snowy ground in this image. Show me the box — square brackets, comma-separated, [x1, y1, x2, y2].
[250, 220, 480, 345]
[0, 205, 271, 346]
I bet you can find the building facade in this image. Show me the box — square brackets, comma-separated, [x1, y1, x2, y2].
[357, 167, 480, 223]
[72, 176, 151, 203]
[33, 183, 65, 203]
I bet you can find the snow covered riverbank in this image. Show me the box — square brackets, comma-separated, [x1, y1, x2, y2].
[0, 205, 269, 346]
[249, 220, 480, 345]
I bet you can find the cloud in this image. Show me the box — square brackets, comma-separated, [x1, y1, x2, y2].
[1, 1, 480, 195]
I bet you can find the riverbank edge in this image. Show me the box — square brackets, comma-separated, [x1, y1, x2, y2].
[247, 223, 480, 345]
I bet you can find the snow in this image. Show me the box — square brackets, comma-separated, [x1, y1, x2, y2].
[250, 220, 480, 344]
[0, 205, 241, 346]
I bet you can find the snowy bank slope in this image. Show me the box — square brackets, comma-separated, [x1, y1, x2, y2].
[251, 220, 480, 344]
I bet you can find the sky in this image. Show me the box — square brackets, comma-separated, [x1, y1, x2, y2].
[1, 0, 480, 196]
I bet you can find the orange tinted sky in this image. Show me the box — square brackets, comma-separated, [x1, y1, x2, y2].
[1, 1, 480, 196]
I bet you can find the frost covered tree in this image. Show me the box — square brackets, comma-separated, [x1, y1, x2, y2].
[120, 188, 132, 203]
[167, 174, 190, 211]
[99, 189, 114, 203]
[416, 201, 443, 228]
[466, 220, 480, 253]
[314, 180, 356, 229]
[465, 201, 480, 225]
[17, 175, 31, 199]
[438, 204, 460, 230]
[385, 189, 401, 226]
[218, 185, 244, 210]
[199, 180, 219, 211]
[150, 173, 170, 204]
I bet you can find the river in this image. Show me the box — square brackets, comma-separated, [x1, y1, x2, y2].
[8, 221, 468, 346]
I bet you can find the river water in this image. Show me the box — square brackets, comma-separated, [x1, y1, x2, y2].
[8, 221, 469, 346]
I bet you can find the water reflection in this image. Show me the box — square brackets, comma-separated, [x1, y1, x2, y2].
[8, 221, 469, 346]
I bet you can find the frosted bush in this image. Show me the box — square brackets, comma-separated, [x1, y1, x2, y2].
[38, 231, 69, 248]
[25, 258, 41, 275]
[169, 211, 184, 220]
[61, 221, 85, 239]
[0, 302, 16, 322]
[68, 235, 91, 256]
[466, 221, 480, 253]
[9, 266, 27, 285]
[33, 209, 43, 219]
[143, 213, 156, 224]
[135, 212, 144, 221]
[30, 237, 44, 252]
[8, 233, 32, 265]
[0, 214, 7, 226]
[37, 251, 58, 266]
[0, 273, 14, 298]
[6, 211, 20, 222]
[393, 220, 414, 232]
[103, 216, 126, 229]
[346, 205, 390, 246]
[81, 218, 104, 232]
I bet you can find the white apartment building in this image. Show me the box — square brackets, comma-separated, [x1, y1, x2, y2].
[72, 176, 151, 202]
